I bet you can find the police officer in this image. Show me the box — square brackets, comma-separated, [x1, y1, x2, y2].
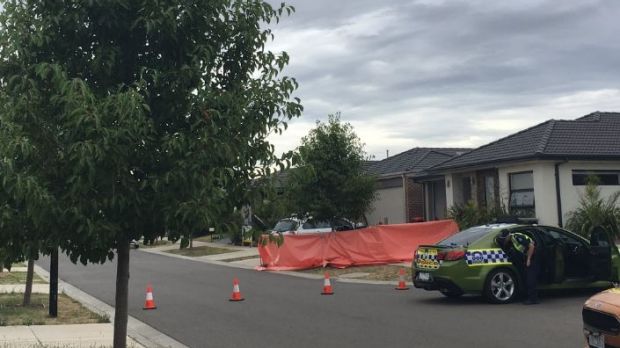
[497, 229, 540, 305]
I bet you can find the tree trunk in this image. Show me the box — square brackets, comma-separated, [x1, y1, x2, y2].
[23, 258, 35, 306]
[49, 250, 58, 317]
[113, 239, 130, 348]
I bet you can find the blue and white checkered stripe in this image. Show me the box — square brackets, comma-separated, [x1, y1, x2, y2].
[415, 250, 442, 269]
[465, 249, 511, 266]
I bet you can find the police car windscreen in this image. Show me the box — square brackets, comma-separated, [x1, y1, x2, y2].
[437, 226, 496, 247]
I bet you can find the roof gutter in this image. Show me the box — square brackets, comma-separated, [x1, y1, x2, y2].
[426, 154, 620, 175]
[378, 171, 410, 179]
[555, 160, 568, 227]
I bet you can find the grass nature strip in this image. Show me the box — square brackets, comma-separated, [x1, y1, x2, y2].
[0, 272, 47, 285]
[0, 293, 109, 326]
[165, 245, 238, 257]
[300, 265, 412, 281]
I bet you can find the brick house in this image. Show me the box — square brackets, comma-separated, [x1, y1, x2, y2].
[365, 148, 469, 225]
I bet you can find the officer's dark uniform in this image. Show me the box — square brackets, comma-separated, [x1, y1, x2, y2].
[509, 233, 539, 304]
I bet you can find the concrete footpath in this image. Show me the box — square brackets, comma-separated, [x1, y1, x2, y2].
[0, 324, 142, 348]
[0, 266, 188, 348]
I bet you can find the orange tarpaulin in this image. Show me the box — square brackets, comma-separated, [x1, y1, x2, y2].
[257, 219, 459, 271]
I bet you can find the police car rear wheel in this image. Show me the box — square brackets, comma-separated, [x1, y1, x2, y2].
[484, 269, 518, 304]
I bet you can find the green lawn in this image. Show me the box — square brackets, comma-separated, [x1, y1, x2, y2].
[0, 272, 47, 285]
[0, 293, 108, 326]
[300, 265, 412, 281]
[165, 245, 237, 257]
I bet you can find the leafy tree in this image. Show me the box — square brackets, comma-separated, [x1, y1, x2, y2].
[0, 1, 301, 346]
[566, 178, 620, 238]
[0, 155, 46, 306]
[290, 113, 376, 223]
[250, 171, 296, 229]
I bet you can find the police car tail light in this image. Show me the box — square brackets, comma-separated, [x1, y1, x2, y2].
[444, 250, 465, 261]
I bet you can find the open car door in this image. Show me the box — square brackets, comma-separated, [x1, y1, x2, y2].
[589, 226, 613, 281]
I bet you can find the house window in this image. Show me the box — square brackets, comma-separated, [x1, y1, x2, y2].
[509, 171, 535, 217]
[572, 170, 620, 186]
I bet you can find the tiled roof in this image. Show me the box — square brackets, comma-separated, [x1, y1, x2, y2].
[429, 112, 620, 171]
[543, 112, 620, 156]
[366, 148, 470, 176]
[361, 160, 380, 173]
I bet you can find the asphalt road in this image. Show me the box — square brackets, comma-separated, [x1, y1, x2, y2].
[39, 250, 594, 348]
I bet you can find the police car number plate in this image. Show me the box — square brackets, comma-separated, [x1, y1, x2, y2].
[418, 272, 430, 281]
[588, 332, 604, 348]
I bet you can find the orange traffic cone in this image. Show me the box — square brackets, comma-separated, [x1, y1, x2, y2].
[143, 284, 157, 310]
[229, 278, 245, 302]
[395, 268, 409, 290]
[321, 272, 334, 295]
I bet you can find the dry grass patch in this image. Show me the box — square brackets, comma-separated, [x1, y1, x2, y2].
[300, 265, 412, 281]
[165, 245, 237, 257]
[0, 293, 109, 326]
[0, 272, 47, 285]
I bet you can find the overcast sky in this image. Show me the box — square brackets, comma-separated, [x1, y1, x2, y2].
[264, 0, 620, 160]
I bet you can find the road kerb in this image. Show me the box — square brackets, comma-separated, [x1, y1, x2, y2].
[34, 264, 188, 348]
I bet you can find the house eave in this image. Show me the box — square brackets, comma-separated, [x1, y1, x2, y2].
[423, 154, 620, 176]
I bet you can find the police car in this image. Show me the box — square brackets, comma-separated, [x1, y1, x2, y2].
[412, 224, 619, 303]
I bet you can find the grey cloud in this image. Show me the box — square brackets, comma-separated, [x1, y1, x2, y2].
[264, 0, 620, 157]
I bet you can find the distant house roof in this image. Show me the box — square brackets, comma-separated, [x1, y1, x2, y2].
[366, 148, 470, 176]
[427, 111, 620, 172]
[361, 160, 380, 173]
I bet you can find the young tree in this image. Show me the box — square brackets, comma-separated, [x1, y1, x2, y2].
[0, 1, 301, 346]
[291, 114, 376, 224]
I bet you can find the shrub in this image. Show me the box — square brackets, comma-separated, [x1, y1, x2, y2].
[565, 179, 620, 238]
[448, 201, 509, 230]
